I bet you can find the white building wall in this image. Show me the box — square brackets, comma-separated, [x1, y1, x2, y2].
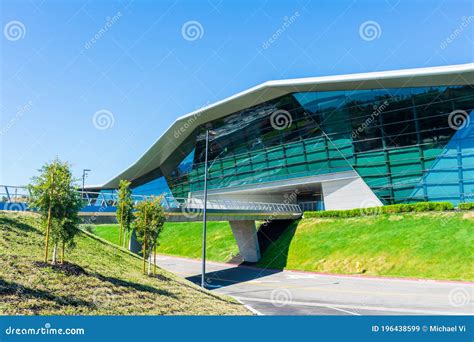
[322, 177, 382, 210]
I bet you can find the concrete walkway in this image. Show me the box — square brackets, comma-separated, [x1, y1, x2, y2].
[153, 254, 474, 316]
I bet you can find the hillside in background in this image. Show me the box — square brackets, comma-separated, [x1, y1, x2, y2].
[93, 212, 474, 281]
[0, 212, 249, 315]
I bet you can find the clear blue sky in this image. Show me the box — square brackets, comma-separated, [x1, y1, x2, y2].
[1, 0, 473, 186]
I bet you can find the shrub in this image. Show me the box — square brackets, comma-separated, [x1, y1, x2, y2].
[458, 202, 474, 210]
[304, 201, 454, 218]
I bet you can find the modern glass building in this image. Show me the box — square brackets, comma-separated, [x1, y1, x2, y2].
[97, 64, 474, 210]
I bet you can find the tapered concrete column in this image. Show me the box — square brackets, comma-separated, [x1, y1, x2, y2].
[128, 229, 141, 254]
[229, 220, 260, 262]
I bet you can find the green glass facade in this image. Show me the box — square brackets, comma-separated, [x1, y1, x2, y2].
[162, 84, 474, 206]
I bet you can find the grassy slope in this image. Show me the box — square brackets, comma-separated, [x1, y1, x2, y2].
[258, 212, 474, 281]
[91, 212, 474, 281]
[0, 212, 249, 315]
[92, 221, 239, 262]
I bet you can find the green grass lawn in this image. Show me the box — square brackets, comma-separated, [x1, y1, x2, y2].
[0, 211, 249, 315]
[91, 221, 239, 262]
[90, 212, 474, 281]
[258, 212, 474, 281]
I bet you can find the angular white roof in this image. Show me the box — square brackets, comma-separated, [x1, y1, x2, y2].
[98, 63, 474, 189]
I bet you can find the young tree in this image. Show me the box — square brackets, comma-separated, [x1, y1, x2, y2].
[29, 159, 82, 264]
[116, 180, 134, 248]
[133, 197, 165, 275]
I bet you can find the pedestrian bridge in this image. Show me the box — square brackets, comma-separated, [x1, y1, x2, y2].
[1, 185, 302, 262]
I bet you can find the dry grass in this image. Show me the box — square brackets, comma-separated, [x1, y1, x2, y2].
[0, 211, 250, 315]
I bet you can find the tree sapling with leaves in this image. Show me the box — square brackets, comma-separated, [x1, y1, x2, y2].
[133, 197, 165, 275]
[116, 180, 134, 248]
[28, 159, 83, 264]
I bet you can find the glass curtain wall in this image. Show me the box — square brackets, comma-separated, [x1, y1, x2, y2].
[164, 85, 474, 205]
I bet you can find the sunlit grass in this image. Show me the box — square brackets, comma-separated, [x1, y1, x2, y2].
[0, 211, 249, 315]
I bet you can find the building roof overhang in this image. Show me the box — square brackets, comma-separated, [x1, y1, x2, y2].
[93, 63, 474, 189]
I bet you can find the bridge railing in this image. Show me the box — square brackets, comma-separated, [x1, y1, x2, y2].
[0, 185, 302, 215]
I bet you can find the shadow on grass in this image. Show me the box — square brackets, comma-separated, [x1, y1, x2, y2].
[256, 220, 299, 270]
[0, 278, 94, 310]
[34, 260, 176, 298]
[0, 216, 37, 233]
[93, 274, 177, 298]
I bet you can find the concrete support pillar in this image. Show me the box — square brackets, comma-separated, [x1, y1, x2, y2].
[229, 220, 260, 262]
[128, 229, 141, 254]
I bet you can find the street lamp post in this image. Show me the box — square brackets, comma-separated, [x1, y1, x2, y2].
[82, 169, 91, 200]
[201, 130, 209, 288]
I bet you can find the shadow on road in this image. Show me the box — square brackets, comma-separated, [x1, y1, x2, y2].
[186, 265, 282, 289]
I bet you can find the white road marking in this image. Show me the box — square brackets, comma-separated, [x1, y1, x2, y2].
[233, 296, 471, 316]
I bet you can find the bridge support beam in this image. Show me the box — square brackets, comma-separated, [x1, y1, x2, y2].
[229, 220, 260, 263]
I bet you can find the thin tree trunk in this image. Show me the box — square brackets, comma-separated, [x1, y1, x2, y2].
[119, 202, 124, 246]
[44, 172, 55, 264]
[44, 204, 52, 263]
[142, 206, 147, 274]
[52, 243, 57, 265]
[147, 245, 151, 276]
[154, 243, 157, 275]
[61, 242, 65, 264]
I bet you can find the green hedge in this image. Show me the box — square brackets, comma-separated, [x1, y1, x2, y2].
[458, 202, 474, 210]
[304, 201, 454, 218]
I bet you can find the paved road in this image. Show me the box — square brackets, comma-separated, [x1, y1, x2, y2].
[154, 254, 474, 316]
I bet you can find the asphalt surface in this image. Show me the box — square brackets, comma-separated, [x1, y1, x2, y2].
[154, 254, 474, 316]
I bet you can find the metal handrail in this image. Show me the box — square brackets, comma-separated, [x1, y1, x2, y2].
[0, 185, 303, 214]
